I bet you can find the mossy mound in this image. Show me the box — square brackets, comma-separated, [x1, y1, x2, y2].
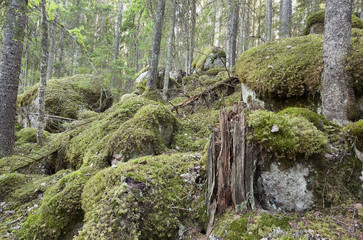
[49, 95, 176, 170]
[345, 120, 363, 151]
[248, 110, 328, 160]
[16, 170, 89, 240]
[0, 173, 27, 201]
[15, 128, 50, 143]
[235, 34, 363, 101]
[303, 10, 363, 35]
[76, 153, 205, 239]
[17, 75, 111, 132]
[212, 207, 363, 239]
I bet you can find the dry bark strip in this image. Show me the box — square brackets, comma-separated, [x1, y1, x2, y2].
[206, 102, 260, 231]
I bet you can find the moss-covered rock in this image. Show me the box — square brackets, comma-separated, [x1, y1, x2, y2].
[234, 34, 363, 103]
[49, 95, 176, 170]
[303, 10, 363, 35]
[15, 128, 50, 143]
[16, 170, 90, 240]
[248, 110, 328, 160]
[345, 120, 363, 151]
[192, 46, 226, 71]
[0, 173, 27, 201]
[17, 75, 112, 132]
[76, 153, 205, 240]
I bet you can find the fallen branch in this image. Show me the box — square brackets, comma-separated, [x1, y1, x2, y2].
[28, 113, 75, 122]
[171, 77, 239, 111]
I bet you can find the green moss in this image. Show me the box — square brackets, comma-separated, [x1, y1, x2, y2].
[278, 107, 331, 130]
[76, 153, 204, 239]
[16, 170, 90, 240]
[17, 75, 108, 132]
[0, 173, 27, 201]
[15, 128, 50, 143]
[345, 120, 363, 151]
[78, 110, 99, 119]
[303, 10, 363, 35]
[192, 47, 214, 70]
[248, 110, 328, 160]
[235, 34, 363, 100]
[205, 68, 227, 76]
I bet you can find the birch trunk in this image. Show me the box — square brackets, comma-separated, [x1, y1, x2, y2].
[322, 0, 354, 124]
[37, 0, 49, 145]
[0, 0, 27, 157]
[163, 0, 177, 100]
[147, 0, 166, 90]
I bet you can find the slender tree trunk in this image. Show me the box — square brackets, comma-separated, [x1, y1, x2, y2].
[37, 0, 49, 145]
[231, 1, 240, 69]
[189, 0, 196, 74]
[134, 9, 144, 75]
[265, 0, 272, 41]
[147, 0, 166, 90]
[0, 0, 27, 157]
[183, 16, 190, 74]
[211, 0, 217, 45]
[99, 0, 105, 46]
[24, 35, 30, 87]
[361, 0, 363, 19]
[46, 24, 55, 80]
[114, 0, 123, 61]
[226, 0, 233, 69]
[280, 0, 292, 38]
[244, 0, 251, 50]
[239, 0, 246, 54]
[322, 0, 354, 124]
[162, 0, 177, 100]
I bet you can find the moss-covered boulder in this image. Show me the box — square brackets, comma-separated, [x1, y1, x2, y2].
[15, 128, 50, 143]
[303, 10, 363, 35]
[49, 95, 177, 170]
[75, 153, 205, 240]
[246, 108, 362, 211]
[346, 120, 363, 152]
[17, 75, 112, 132]
[192, 46, 226, 72]
[15, 170, 89, 240]
[235, 33, 363, 116]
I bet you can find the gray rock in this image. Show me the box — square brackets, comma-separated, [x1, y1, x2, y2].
[260, 163, 315, 211]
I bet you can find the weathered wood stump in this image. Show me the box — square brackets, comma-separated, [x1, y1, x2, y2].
[206, 102, 261, 234]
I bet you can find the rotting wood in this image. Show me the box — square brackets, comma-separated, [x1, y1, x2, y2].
[171, 77, 239, 111]
[206, 102, 260, 233]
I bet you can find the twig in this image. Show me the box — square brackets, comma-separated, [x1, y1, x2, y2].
[7, 216, 23, 226]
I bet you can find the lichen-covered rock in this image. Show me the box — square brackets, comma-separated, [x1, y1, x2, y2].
[260, 163, 314, 211]
[192, 46, 226, 72]
[76, 153, 205, 240]
[17, 75, 112, 132]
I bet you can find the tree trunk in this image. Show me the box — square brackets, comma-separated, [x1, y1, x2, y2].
[114, 0, 123, 61]
[134, 9, 143, 74]
[226, 0, 233, 69]
[189, 0, 196, 75]
[265, 0, 272, 41]
[322, 0, 354, 124]
[147, 0, 166, 90]
[211, 0, 218, 45]
[37, 0, 49, 145]
[361, 0, 363, 19]
[239, 0, 246, 54]
[231, 1, 240, 69]
[244, 0, 251, 50]
[99, 0, 105, 46]
[46, 23, 55, 80]
[280, 0, 292, 38]
[0, 0, 27, 157]
[162, 0, 177, 100]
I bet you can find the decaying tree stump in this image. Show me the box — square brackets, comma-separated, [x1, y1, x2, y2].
[206, 102, 260, 234]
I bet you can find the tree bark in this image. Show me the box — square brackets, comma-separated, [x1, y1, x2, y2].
[211, 0, 218, 46]
[46, 0, 58, 81]
[162, 0, 177, 100]
[37, 0, 49, 145]
[361, 0, 363, 19]
[265, 0, 272, 41]
[147, 0, 166, 90]
[226, 0, 233, 69]
[322, 0, 354, 124]
[189, 0, 196, 75]
[231, 0, 240, 69]
[113, 0, 123, 61]
[244, 0, 251, 50]
[0, 0, 27, 157]
[134, 9, 143, 74]
[280, 0, 292, 38]
[99, 0, 105, 46]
